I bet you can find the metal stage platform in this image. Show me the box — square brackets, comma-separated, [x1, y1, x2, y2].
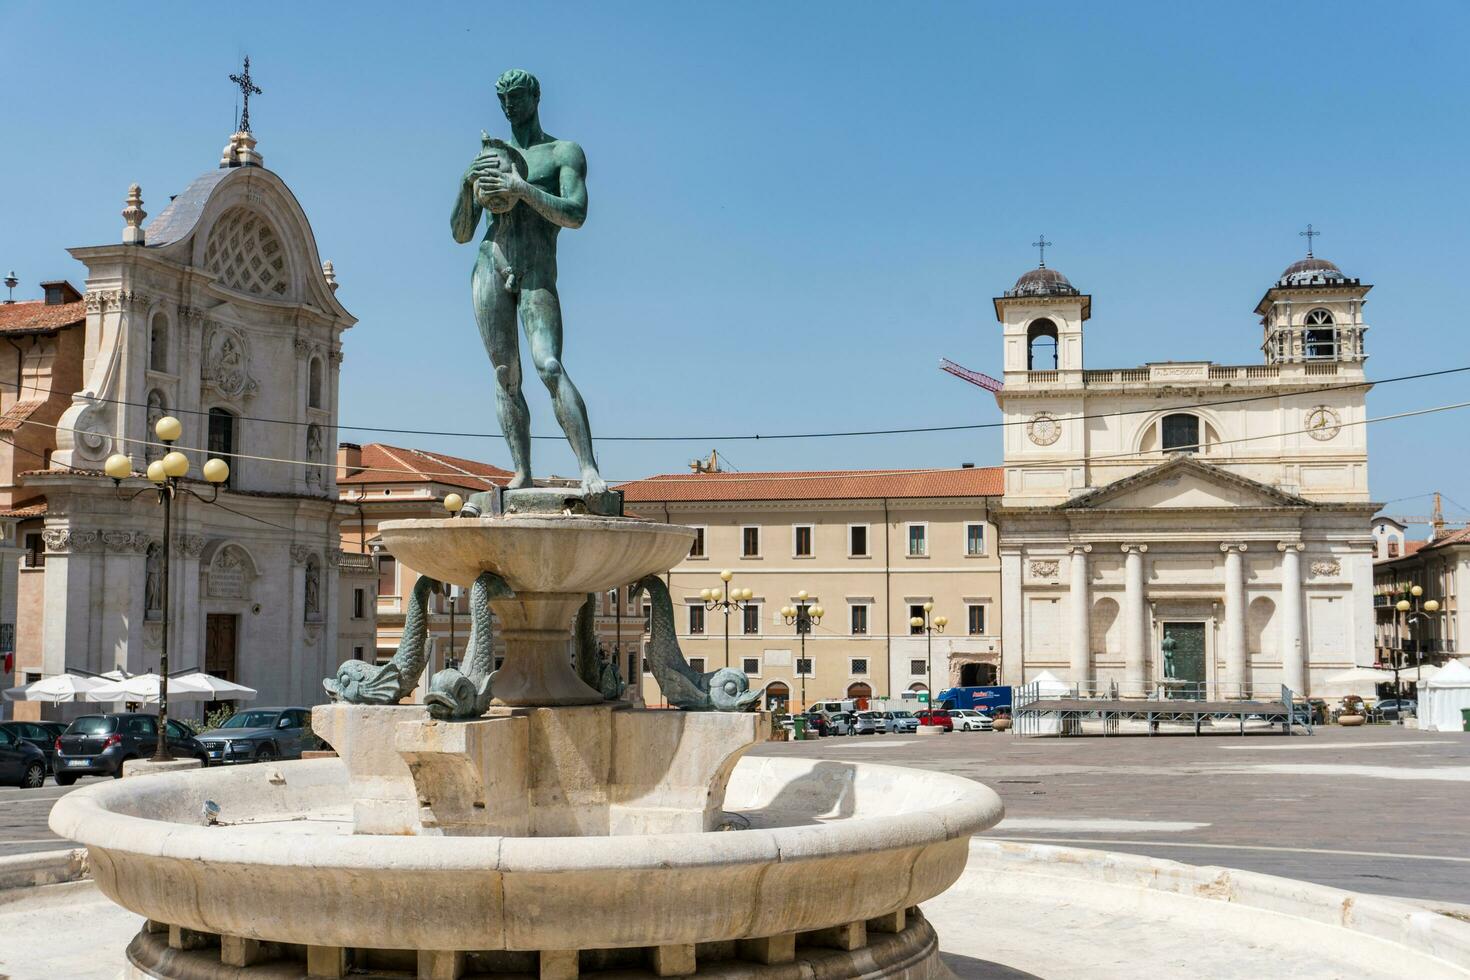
[1012, 683, 1310, 737]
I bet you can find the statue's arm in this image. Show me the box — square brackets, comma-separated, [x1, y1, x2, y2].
[450, 167, 484, 244]
[515, 142, 588, 230]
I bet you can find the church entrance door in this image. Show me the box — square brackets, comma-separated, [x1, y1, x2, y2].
[1162, 621, 1206, 699]
[205, 613, 239, 716]
[960, 662, 998, 686]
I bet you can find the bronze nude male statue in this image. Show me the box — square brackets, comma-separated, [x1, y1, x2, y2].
[451, 68, 605, 493]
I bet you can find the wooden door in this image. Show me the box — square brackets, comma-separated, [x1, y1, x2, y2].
[205, 614, 238, 681]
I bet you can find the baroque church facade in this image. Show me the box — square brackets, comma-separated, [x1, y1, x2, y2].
[14, 128, 374, 713]
[991, 250, 1378, 698]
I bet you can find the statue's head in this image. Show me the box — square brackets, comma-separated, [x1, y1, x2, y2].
[496, 69, 540, 124]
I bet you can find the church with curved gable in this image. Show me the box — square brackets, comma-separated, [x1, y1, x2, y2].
[9, 127, 376, 715]
[990, 248, 1379, 698]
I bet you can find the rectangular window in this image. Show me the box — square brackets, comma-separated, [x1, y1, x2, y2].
[796, 657, 812, 676]
[688, 527, 706, 558]
[849, 524, 868, 557]
[851, 658, 868, 676]
[642, 603, 652, 634]
[968, 604, 986, 636]
[742, 604, 760, 635]
[688, 604, 705, 635]
[850, 605, 868, 636]
[910, 659, 926, 675]
[642, 657, 651, 675]
[689, 657, 706, 673]
[207, 408, 236, 488]
[352, 588, 366, 619]
[23, 533, 44, 568]
[742, 526, 761, 557]
[742, 657, 760, 675]
[910, 604, 926, 634]
[352, 645, 364, 659]
[793, 525, 813, 557]
[376, 555, 397, 597]
[494, 656, 505, 671]
[1161, 413, 1201, 454]
[907, 524, 927, 557]
[966, 523, 986, 556]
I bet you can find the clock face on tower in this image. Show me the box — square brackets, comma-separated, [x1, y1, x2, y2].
[1027, 413, 1061, 446]
[1305, 406, 1341, 441]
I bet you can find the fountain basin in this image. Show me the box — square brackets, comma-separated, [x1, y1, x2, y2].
[49, 754, 1001, 957]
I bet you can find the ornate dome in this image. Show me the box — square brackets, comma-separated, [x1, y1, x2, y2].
[1278, 256, 1347, 287]
[1006, 266, 1079, 298]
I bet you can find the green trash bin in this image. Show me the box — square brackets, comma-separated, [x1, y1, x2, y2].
[1461, 708, 1470, 732]
[792, 716, 808, 741]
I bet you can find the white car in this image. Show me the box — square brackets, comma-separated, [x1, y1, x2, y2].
[882, 711, 920, 734]
[947, 709, 993, 732]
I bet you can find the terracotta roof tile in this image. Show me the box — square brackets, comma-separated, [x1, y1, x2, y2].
[617, 467, 1003, 503]
[0, 399, 49, 432]
[338, 443, 513, 491]
[0, 501, 46, 518]
[0, 300, 85, 334]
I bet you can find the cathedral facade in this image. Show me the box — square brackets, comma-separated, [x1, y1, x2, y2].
[992, 250, 1378, 698]
[14, 129, 373, 713]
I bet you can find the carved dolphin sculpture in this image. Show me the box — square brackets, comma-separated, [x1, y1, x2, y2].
[631, 575, 764, 711]
[424, 571, 514, 720]
[325, 574, 437, 704]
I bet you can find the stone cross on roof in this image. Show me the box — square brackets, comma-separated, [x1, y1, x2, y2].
[229, 56, 262, 134]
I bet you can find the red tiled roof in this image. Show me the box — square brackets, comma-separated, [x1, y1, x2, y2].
[337, 443, 513, 491]
[0, 300, 85, 334]
[617, 467, 1003, 503]
[0, 399, 49, 432]
[0, 501, 46, 518]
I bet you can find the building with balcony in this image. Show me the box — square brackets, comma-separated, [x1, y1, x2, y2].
[1370, 516, 1465, 669]
[982, 248, 1379, 699]
[615, 466, 1003, 711]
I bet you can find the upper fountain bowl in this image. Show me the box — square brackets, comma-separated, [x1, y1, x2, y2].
[377, 515, 696, 592]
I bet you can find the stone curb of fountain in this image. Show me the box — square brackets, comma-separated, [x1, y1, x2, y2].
[969, 840, 1470, 976]
[0, 847, 90, 894]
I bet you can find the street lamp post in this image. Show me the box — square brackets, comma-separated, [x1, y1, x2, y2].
[1393, 585, 1441, 706]
[908, 602, 949, 709]
[700, 571, 753, 669]
[105, 417, 230, 762]
[780, 592, 824, 713]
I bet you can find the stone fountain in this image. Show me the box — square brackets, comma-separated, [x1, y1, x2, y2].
[48, 68, 1004, 979]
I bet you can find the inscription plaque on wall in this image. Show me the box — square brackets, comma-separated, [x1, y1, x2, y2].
[210, 553, 245, 598]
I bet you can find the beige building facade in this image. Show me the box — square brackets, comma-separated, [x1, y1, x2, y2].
[618, 468, 1003, 711]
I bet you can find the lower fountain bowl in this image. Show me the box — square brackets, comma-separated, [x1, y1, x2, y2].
[50, 754, 1001, 969]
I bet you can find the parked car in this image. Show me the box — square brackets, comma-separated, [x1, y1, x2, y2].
[947, 709, 993, 732]
[915, 710, 954, 731]
[54, 713, 209, 783]
[825, 712, 853, 736]
[196, 707, 314, 764]
[882, 710, 920, 734]
[849, 711, 885, 735]
[0, 725, 47, 788]
[1373, 698, 1417, 721]
[0, 720, 67, 773]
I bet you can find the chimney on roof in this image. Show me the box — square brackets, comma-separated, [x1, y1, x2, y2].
[338, 442, 363, 481]
[40, 281, 82, 306]
[961, 462, 975, 469]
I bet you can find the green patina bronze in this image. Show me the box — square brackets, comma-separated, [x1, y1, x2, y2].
[452, 68, 604, 494]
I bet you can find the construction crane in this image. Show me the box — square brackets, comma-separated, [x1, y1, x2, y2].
[1384, 493, 1468, 537]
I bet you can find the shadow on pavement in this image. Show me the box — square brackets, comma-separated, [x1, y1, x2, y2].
[942, 952, 1044, 978]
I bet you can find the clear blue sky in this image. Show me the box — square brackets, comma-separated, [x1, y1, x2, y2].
[3, 2, 1468, 525]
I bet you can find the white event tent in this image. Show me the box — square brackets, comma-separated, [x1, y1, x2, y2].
[1419, 660, 1470, 732]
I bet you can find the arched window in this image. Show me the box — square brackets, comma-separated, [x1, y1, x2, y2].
[207, 408, 237, 488]
[308, 357, 323, 409]
[847, 682, 874, 701]
[764, 681, 790, 712]
[149, 313, 169, 373]
[1160, 413, 1201, 453]
[1304, 309, 1336, 359]
[1026, 318, 1058, 370]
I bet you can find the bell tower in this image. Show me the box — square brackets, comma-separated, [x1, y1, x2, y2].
[1256, 227, 1370, 365]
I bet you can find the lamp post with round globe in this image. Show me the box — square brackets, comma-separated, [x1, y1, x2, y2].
[700, 570, 753, 670]
[104, 417, 230, 761]
[908, 602, 948, 710]
[1392, 584, 1443, 709]
[780, 592, 824, 713]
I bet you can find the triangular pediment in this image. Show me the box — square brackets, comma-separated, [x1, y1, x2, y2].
[1061, 456, 1310, 511]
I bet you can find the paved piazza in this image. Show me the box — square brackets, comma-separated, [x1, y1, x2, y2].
[751, 725, 1470, 907]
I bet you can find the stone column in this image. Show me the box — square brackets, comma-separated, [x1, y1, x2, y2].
[1121, 544, 1148, 697]
[1279, 542, 1305, 694]
[999, 548, 1024, 687]
[1221, 543, 1248, 699]
[1068, 545, 1091, 690]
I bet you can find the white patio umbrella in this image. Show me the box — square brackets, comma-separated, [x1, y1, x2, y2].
[2, 673, 108, 703]
[171, 672, 258, 701]
[88, 673, 217, 704]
